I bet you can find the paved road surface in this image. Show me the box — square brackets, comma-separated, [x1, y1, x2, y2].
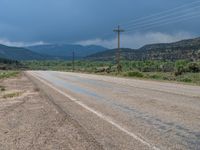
[27, 71, 200, 150]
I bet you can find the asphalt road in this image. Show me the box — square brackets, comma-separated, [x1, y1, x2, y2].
[27, 71, 200, 150]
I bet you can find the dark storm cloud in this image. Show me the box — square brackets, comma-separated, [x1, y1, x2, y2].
[0, 0, 199, 47]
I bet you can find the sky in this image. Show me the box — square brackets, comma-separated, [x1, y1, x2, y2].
[0, 0, 200, 48]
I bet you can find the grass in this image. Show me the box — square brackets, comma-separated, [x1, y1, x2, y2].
[176, 73, 200, 85]
[117, 71, 200, 85]
[0, 71, 20, 79]
[123, 71, 144, 78]
[3, 92, 22, 99]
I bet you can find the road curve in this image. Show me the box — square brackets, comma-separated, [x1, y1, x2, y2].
[27, 71, 200, 150]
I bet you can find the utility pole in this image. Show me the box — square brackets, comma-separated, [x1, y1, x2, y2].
[72, 50, 75, 72]
[113, 25, 125, 72]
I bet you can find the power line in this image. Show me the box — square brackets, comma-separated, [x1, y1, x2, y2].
[126, 13, 200, 33]
[98, 1, 200, 39]
[85, 1, 200, 46]
[126, 10, 200, 31]
[120, 0, 200, 27]
[124, 5, 200, 29]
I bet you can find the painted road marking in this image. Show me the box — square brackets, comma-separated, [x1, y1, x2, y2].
[29, 71, 160, 150]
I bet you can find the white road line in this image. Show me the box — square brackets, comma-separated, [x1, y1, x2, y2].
[29, 71, 160, 150]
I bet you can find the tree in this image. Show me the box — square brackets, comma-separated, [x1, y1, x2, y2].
[188, 62, 199, 73]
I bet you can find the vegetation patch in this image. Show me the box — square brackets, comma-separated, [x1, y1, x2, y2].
[179, 78, 192, 83]
[23, 60, 200, 85]
[125, 71, 144, 78]
[177, 73, 200, 85]
[0, 85, 6, 91]
[3, 91, 22, 99]
[0, 58, 24, 70]
[0, 71, 20, 79]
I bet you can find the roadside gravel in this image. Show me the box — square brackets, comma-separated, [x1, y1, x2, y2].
[0, 73, 103, 150]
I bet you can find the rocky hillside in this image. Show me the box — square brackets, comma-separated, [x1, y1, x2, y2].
[86, 37, 200, 61]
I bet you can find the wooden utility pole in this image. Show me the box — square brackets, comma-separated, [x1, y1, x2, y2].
[72, 50, 75, 72]
[113, 25, 125, 72]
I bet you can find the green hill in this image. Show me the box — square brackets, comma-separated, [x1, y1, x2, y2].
[0, 44, 52, 60]
[27, 44, 107, 60]
[86, 37, 200, 61]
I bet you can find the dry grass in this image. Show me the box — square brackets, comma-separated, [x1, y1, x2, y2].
[0, 71, 20, 79]
[3, 92, 22, 99]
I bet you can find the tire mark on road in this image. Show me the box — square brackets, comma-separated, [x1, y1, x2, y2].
[29, 71, 160, 150]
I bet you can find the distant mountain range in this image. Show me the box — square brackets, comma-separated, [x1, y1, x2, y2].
[0, 44, 107, 61]
[0, 37, 200, 61]
[0, 44, 50, 60]
[27, 44, 107, 60]
[87, 37, 200, 61]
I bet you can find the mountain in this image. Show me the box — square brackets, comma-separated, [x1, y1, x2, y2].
[86, 37, 200, 61]
[0, 44, 52, 60]
[27, 44, 107, 60]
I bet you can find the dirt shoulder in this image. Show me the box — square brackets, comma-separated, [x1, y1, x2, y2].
[0, 73, 103, 150]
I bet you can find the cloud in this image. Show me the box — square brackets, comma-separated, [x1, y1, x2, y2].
[76, 32, 195, 49]
[0, 38, 47, 47]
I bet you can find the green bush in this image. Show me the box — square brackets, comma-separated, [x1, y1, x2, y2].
[175, 66, 186, 76]
[187, 62, 200, 73]
[179, 78, 192, 83]
[161, 62, 175, 72]
[126, 71, 144, 77]
[0, 85, 5, 91]
[149, 74, 162, 79]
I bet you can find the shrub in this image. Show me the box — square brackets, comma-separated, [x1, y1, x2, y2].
[161, 62, 175, 72]
[175, 66, 186, 76]
[0, 85, 5, 91]
[175, 60, 188, 68]
[187, 62, 200, 73]
[142, 66, 156, 72]
[126, 71, 144, 78]
[149, 74, 162, 79]
[180, 78, 192, 83]
[95, 67, 110, 73]
[197, 50, 200, 59]
[3, 92, 22, 99]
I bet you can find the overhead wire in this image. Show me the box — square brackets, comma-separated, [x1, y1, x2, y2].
[95, 0, 200, 39]
[126, 10, 200, 32]
[120, 0, 200, 27]
[124, 5, 200, 29]
[126, 13, 200, 33]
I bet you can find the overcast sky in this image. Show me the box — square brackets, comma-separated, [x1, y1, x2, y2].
[0, 0, 200, 48]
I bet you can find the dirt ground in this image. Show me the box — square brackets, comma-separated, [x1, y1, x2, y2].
[0, 73, 103, 150]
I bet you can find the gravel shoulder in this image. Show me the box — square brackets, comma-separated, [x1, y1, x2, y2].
[0, 73, 103, 150]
